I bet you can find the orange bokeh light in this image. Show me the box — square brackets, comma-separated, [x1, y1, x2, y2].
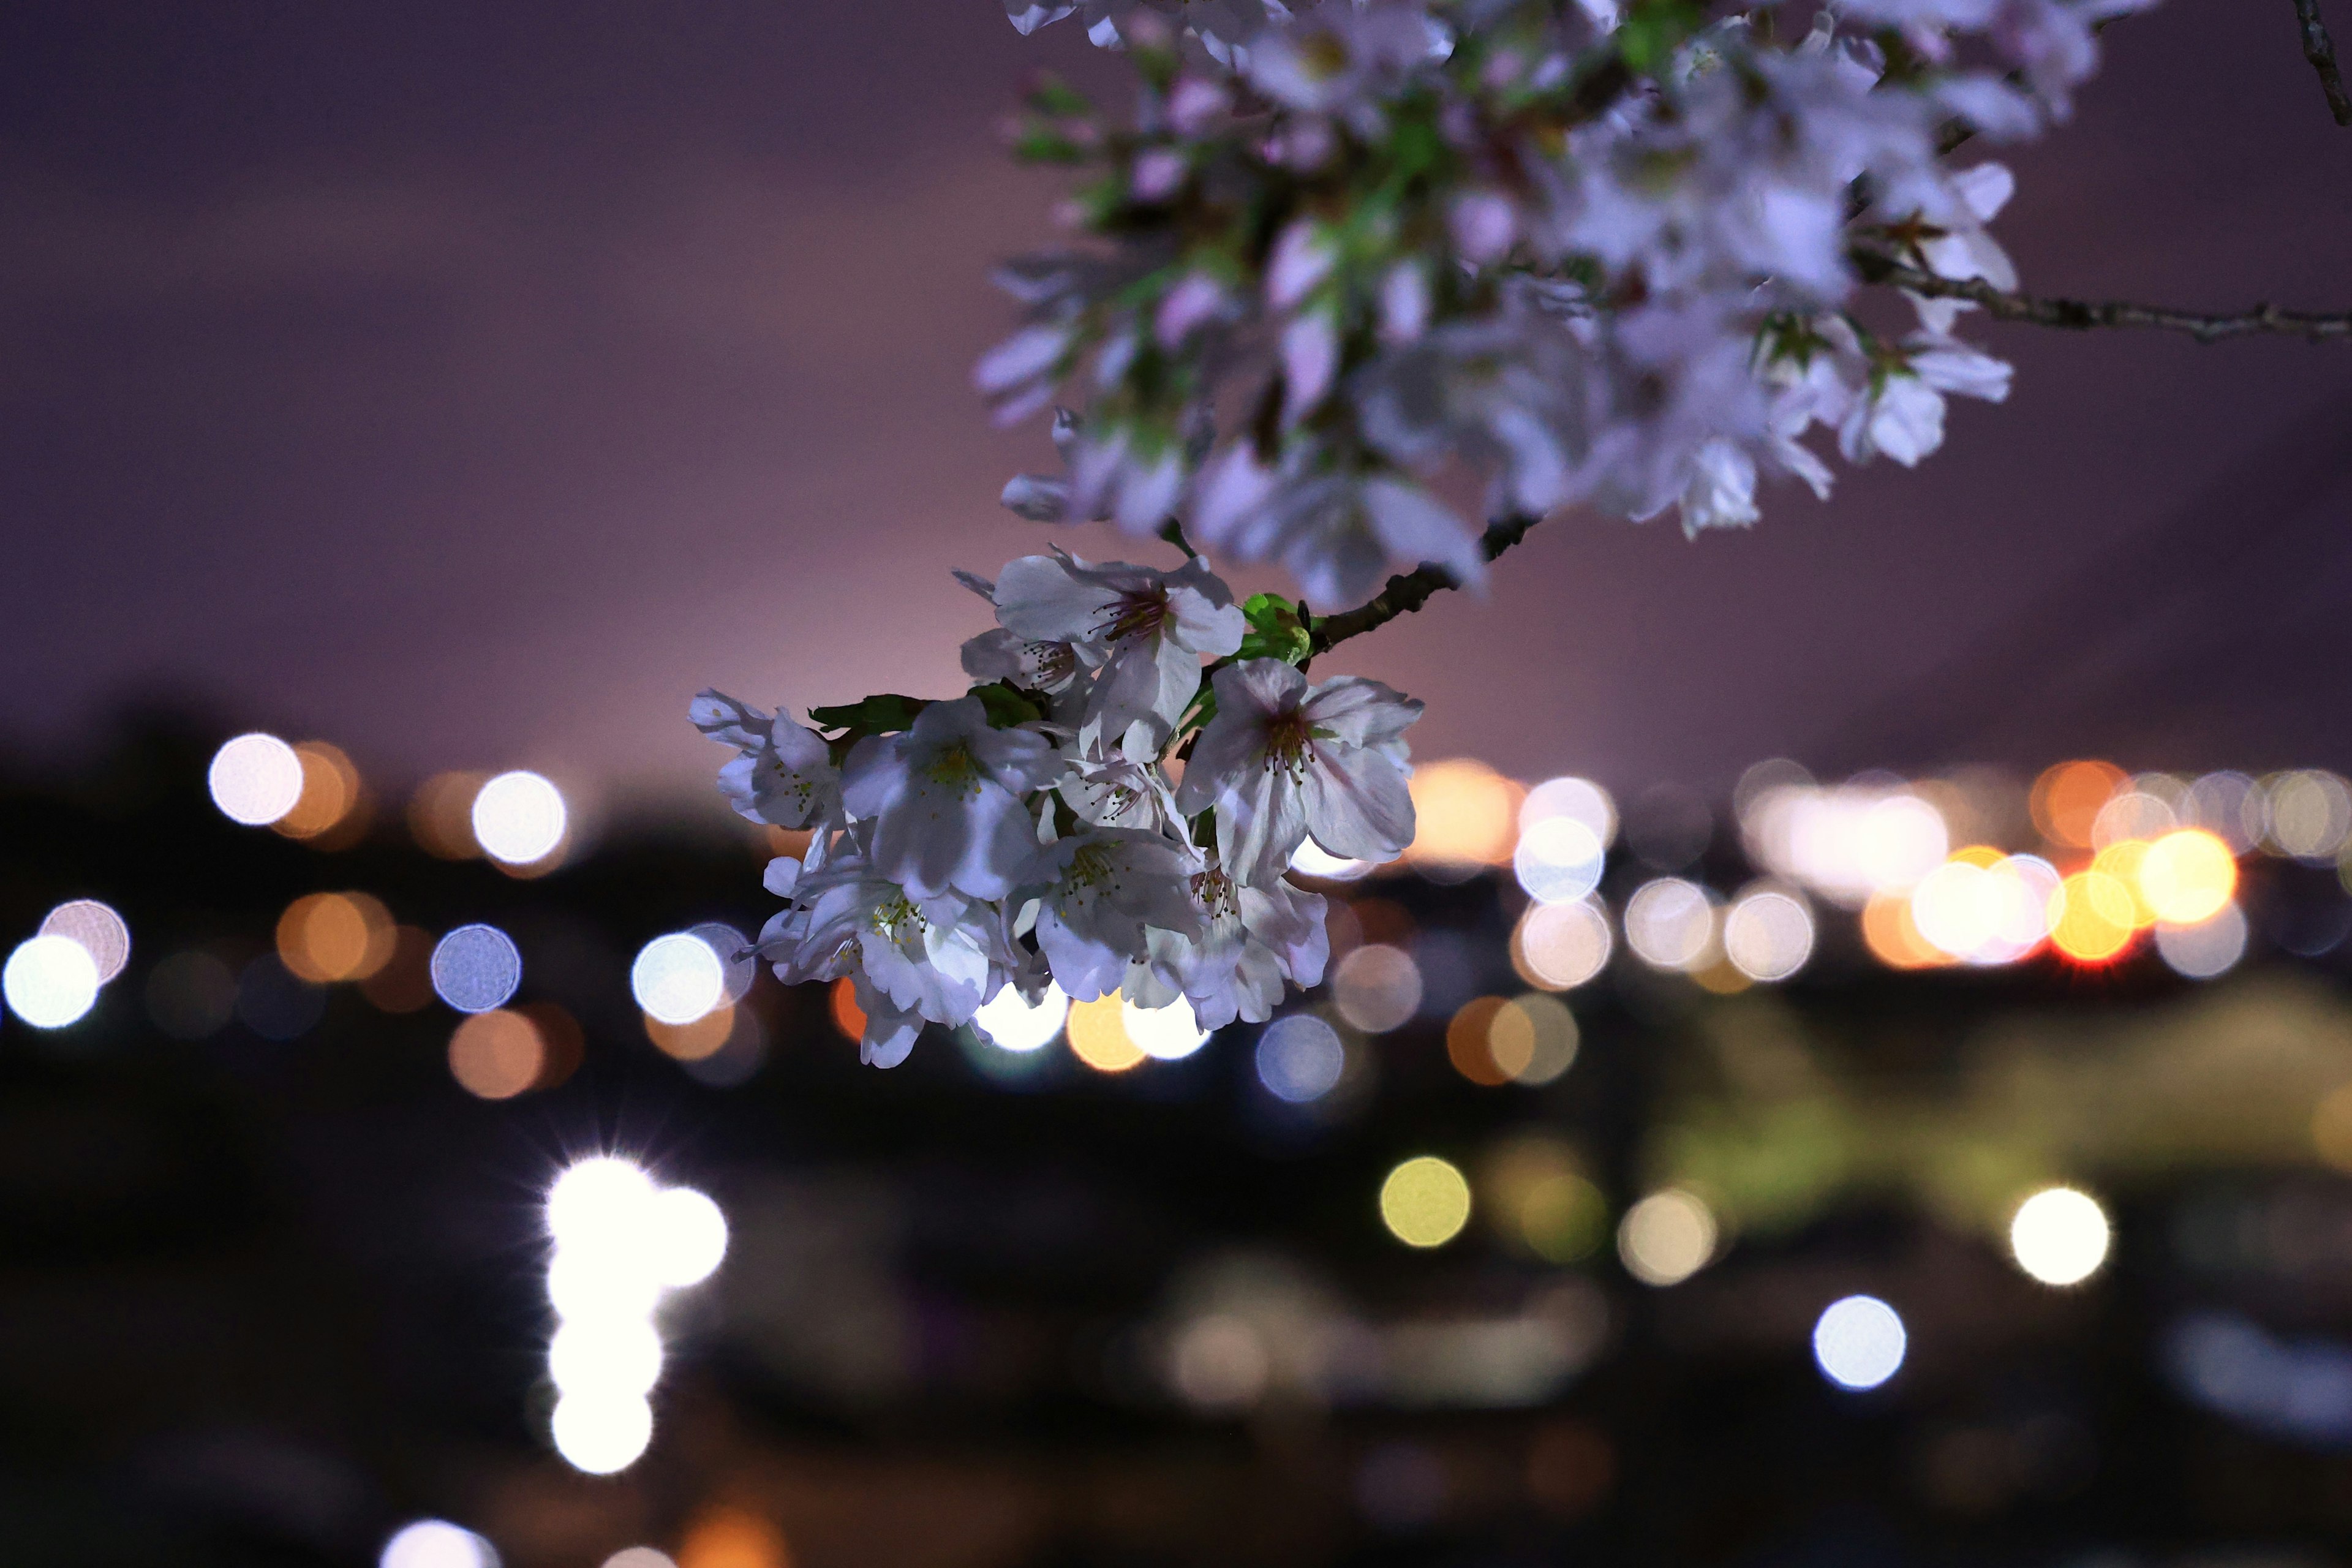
[448, 1009, 546, 1099]
[2031, 760, 2127, 849]
[1446, 996, 1512, 1085]
[828, 976, 865, 1042]
[276, 891, 397, 982]
[1406, 759, 1524, 870]
[1862, 892, 1947, 968]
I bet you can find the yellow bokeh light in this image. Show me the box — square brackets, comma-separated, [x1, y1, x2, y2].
[276, 892, 396, 982]
[2048, 871, 2137, 964]
[1618, 1189, 1717, 1286]
[2136, 829, 2237, 925]
[1405, 759, 1523, 871]
[2088, 840, 2160, 928]
[1066, 995, 1145, 1072]
[1380, 1155, 1472, 1247]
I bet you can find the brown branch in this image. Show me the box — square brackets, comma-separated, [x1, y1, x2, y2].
[2294, 0, 2352, 126]
[1308, 513, 1540, 655]
[1858, 256, 2352, 344]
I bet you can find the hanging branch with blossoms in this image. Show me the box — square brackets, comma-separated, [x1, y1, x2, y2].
[700, 0, 2352, 1068]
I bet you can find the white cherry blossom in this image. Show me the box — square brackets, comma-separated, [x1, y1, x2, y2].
[841, 698, 1061, 902]
[1022, 827, 1207, 999]
[690, 690, 841, 830]
[989, 550, 1246, 747]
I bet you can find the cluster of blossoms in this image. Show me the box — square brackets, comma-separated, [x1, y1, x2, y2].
[695, 551, 1419, 1067]
[982, 0, 2144, 606]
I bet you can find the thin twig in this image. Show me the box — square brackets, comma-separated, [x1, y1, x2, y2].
[2294, 0, 2352, 126]
[1858, 255, 2352, 344]
[1308, 513, 1541, 655]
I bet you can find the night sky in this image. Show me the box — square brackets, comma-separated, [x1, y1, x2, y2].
[6, 1, 2350, 825]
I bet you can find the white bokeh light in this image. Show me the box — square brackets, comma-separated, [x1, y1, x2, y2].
[430, 925, 522, 1013]
[208, 733, 306, 826]
[1521, 776, 1616, 846]
[973, 982, 1069, 1052]
[1123, 994, 1210, 1060]
[1813, 1295, 1907, 1390]
[39, 900, 130, 984]
[601, 1552, 677, 1568]
[549, 1316, 665, 1398]
[650, 1186, 729, 1287]
[631, 933, 726, 1025]
[1513, 816, 1606, 905]
[1722, 888, 1815, 982]
[470, 771, 568, 865]
[380, 1520, 499, 1568]
[2157, 903, 2248, 980]
[548, 1157, 660, 1251]
[2008, 1186, 2112, 1286]
[551, 1390, 654, 1475]
[4, 935, 102, 1029]
[1624, 879, 1715, 972]
[1255, 1015, 1346, 1103]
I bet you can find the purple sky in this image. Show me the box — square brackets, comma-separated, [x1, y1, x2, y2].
[6, 2, 2350, 825]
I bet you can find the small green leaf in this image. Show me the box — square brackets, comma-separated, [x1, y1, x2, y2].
[970, 681, 1046, 729]
[808, 693, 930, 736]
[1616, 0, 1702, 75]
[1013, 127, 1090, 165]
[1023, 73, 1094, 119]
[1237, 592, 1313, 666]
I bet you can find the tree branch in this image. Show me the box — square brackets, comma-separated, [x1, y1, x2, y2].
[1858, 256, 2352, 344]
[2294, 0, 2352, 126]
[1308, 513, 1541, 655]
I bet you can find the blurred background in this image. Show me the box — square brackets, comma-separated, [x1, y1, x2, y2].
[7, 2, 2352, 1566]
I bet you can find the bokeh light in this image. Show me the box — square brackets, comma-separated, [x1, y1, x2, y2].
[603, 1552, 677, 1568]
[380, 1520, 499, 1568]
[2031, 760, 2126, 848]
[1910, 853, 2054, 965]
[208, 733, 305, 826]
[1066, 995, 1146, 1072]
[647, 1004, 735, 1062]
[2184, 770, 2265, 852]
[472, 770, 569, 865]
[448, 1010, 546, 1100]
[1513, 816, 1605, 905]
[632, 933, 726, 1026]
[1332, 943, 1423, 1032]
[1624, 879, 1714, 972]
[2266, 769, 2352, 860]
[3, 934, 100, 1028]
[676, 1509, 790, 1568]
[828, 976, 866, 1041]
[973, 983, 1069, 1052]
[408, 771, 490, 859]
[549, 1316, 664, 1398]
[1812, 1295, 1907, 1390]
[1512, 900, 1611, 990]
[551, 1390, 654, 1474]
[2156, 902, 2248, 979]
[275, 741, 364, 842]
[1380, 1156, 1472, 1248]
[651, 1186, 730, 1286]
[277, 892, 396, 983]
[1256, 1014, 1346, 1102]
[1722, 888, 1814, 982]
[2090, 789, 2174, 850]
[431, 924, 522, 1012]
[2136, 829, 2237, 924]
[1618, 1189, 1716, 1286]
[1446, 997, 1512, 1085]
[1521, 775, 1616, 846]
[1862, 891, 1946, 969]
[38, 900, 130, 984]
[1491, 993, 1578, 1085]
[2048, 872, 2137, 964]
[1125, 995, 1209, 1060]
[360, 927, 439, 1012]
[2008, 1186, 2112, 1286]
[1405, 759, 1521, 875]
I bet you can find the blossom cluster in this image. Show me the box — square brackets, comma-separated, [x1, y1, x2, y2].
[982, 0, 2145, 607]
[695, 551, 1420, 1066]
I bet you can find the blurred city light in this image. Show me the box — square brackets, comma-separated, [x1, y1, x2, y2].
[408, 771, 490, 859]
[2049, 872, 2137, 964]
[1256, 1014, 1346, 1102]
[1490, 992, 1578, 1085]
[631, 933, 726, 1026]
[551, 1390, 654, 1475]
[549, 1315, 664, 1397]
[973, 982, 1069, 1052]
[2183, 770, 2265, 852]
[1511, 900, 1611, 990]
[2031, 760, 2127, 848]
[1624, 879, 1714, 972]
[686, 922, 756, 1003]
[1381, 1156, 1472, 1247]
[651, 1186, 730, 1287]
[472, 770, 569, 865]
[361, 927, 439, 1012]
[676, 1510, 790, 1568]
[1332, 943, 1423, 1032]
[277, 892, 396, 983]
[431, 924, 522, 1013]
[238, 954, 326, 1039]
[1722, 887, 1814, 981]
[4, 933, 102, 1028]
[1812, 1295, 1907, 1390]
[646, 1004, 734, 1062]
[2157, 903, 2248, 979]
[1066, 995, 1145, 1072]
[1618, 1189, 1716, 1286]
[2090, 788, 2175, 850]
[380, 1520, 499, 1568]
[1169, 1313, 1272, 1410]
[2265, 769, 2352, 860]
[603, 1550, 677, 1568]
[2008, 1186, 2112, 1286]
[1125, 995, 1210, 1060]
[38, 899, 130, 984]
[1405, 759, 1520, 877]
[276, 741, 364, 842]
[1520, 775, 1616, 846]
[448, 1009, 546, 1100]
[207, 733, 306, 826]
[1513, 816, 1605, 905]
[1445, 997, 1513, 1086]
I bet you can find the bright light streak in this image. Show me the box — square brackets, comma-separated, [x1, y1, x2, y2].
[649, 1187, 729, 1287]
[549, 1316, 665, 1398]
[4, 935, 101, 1029]
[1618, 1189, 1716, 1286]
[2008, 1186, 2111, 1286]
[470, 771, 568, 865]
[380, 1520, 499, 1568]
[39, 900, 130, 984]
[1379, 1156, 1472, 1248]
[431, 924, 522, 1012]
[1256, 1015, 1346, 1102]
[551, 1391, 654, 1475]
[208, 733, 306, 826]
[973, 982, 1069, 1052]
[1123, 994, 1209, 1060]
[631, 933, 726, 1025]
[1812, 1295, 1907, 1390]
[1513, 816, 1605, 905]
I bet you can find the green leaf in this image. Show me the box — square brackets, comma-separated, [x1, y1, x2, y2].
[1616, 0, 1702, 75]
[1013, 126, 1090, 165]
[1023, 73, 1094, 119]
[1236, 592, 1313, 666]
[970, 681, 1046, 729]
[807, 693, 929, 736]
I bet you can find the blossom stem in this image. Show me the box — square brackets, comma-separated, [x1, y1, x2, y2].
[2294, 0, 2352, 126]
[1307, 513, 1540, 656]
[1858, 255, 2352, 344]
